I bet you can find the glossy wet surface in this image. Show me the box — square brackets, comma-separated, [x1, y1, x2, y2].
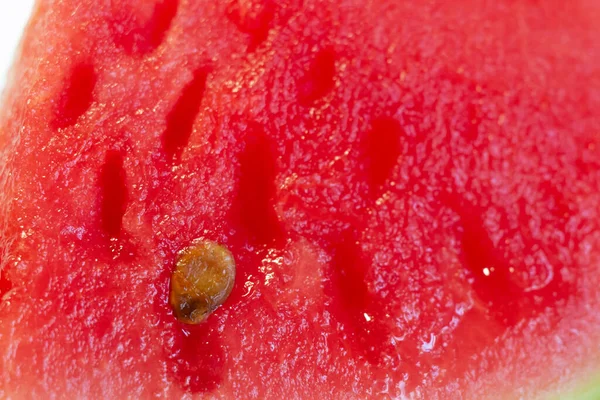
[0, 0, 600, 398]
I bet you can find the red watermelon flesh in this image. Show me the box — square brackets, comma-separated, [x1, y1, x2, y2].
[1, 0, 600, 398]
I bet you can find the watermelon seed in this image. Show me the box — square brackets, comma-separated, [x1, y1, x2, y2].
[170, 240, 236, 324]
[162, 68, 209, 161]
[53, 63, 96, 129]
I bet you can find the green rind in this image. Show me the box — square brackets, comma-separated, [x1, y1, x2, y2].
[549, 374, 600, 400]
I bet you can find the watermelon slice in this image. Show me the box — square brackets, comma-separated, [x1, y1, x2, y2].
[1, 0, 600, 398]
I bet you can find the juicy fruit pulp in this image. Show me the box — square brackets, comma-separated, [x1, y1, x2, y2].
[1, 0, 600, 399]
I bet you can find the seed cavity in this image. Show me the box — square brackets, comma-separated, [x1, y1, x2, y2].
[165, 322, 225, 393]
[100, 150, 128, 238]
[298, 48, 336, 106]
[53, 63, 97, 129]
[0, 268, 13, 301]
[463, 102, 480, 141]
[362, 117, 402, 195]
[325, 234, 391, 365]
[443, 193, 568, 328]
[170, 240, 236, 324]
[162, 68, 209, 161]
[231, 124, 283, 245]
[226, 0, 275, 50]
[112, 0, 179, 55]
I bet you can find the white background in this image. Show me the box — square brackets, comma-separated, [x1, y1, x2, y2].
[0, 1, 36, 92]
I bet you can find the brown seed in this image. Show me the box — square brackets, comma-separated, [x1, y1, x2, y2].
[169, 240, 236, 324]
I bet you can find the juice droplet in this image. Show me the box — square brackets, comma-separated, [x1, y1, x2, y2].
[170, 240, 236, 324]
